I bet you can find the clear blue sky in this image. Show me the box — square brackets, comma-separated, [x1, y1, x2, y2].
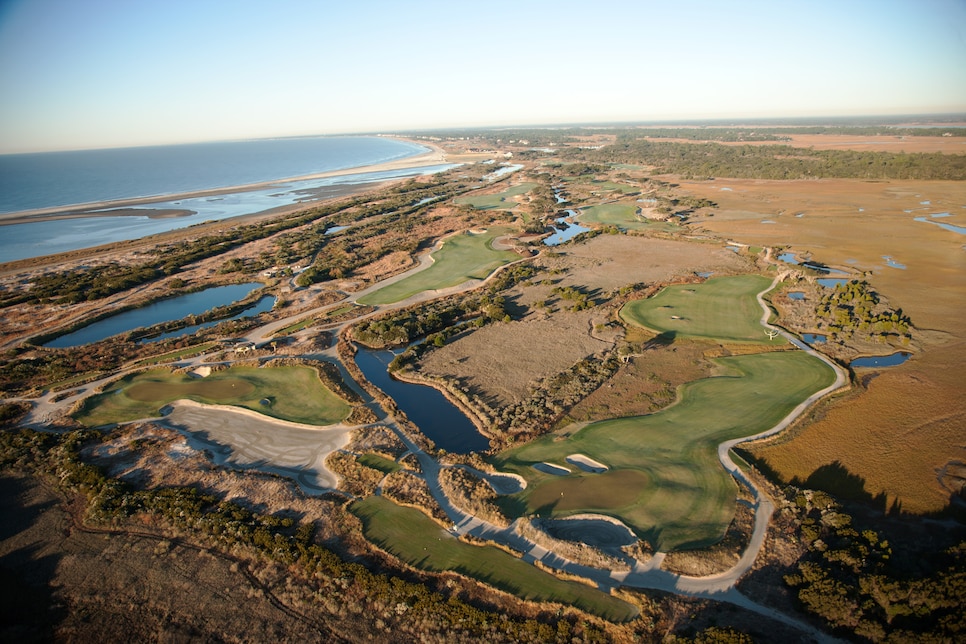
[1, 0, 964, 153]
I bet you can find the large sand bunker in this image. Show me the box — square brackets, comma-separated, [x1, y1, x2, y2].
[566, 453, 608, 473]
[538, 515, 637, 549]
[160, 400, 350, 494]
[533, 462, 570, 476]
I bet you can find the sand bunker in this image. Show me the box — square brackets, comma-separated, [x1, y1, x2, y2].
[190, 366, 212, 378]
[539, 515, 637, 548]
[533, 462, 570, 476]
[566, 454, 608, 473]
[160, 400, 350, 494]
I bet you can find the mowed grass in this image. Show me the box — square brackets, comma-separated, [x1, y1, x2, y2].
[358, 228, 519, 305]
[351, 496, 638, 622]
[579, 202, 675, 232]
[493, 350, 835, 550]
[620, 274, 779, 343]
[74, 365, 351, 427]
[454, 183, 536, 210]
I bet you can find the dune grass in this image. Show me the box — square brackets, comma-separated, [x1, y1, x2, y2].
[351, 496, 638, 621]
[454, 183, 536, 210]
[620, 274, 779, 343]
[358, 228, 518, 305]
[493, 350, 835, 550]
[74, 365, 350, 427]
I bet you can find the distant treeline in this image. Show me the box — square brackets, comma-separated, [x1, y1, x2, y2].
[628, 126, 966, 141]
[564, 140, 966, 181]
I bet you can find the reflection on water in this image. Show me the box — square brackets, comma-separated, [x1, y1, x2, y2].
[354, 347, 490, 454]
[45, 282, 264, 348]
[802, 333, 826, 344]
[850, 352, 912, 368]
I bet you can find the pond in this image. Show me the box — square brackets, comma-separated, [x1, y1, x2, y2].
[141, 294, 275, 343]
[543, 210, 591, 246]
[354, 347, 491, 454]
[802, 333, 826, 344]
[45, 282, 265, 348]
[850, 352, 912, 369]
[817, 278, 850, 288]
[788, 292, 806, 300]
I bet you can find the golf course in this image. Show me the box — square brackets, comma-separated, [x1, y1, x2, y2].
[492, 275, 835, 550]
[74, 365, 351, 427]
[357, 228, 519, 305]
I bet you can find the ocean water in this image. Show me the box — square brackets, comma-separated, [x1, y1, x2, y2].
[0, 136, 426, 214]
[0, 137, 450, 262]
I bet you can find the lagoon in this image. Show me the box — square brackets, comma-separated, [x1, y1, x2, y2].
[45, 282, 264, 348]
[354, 347, 490, 454]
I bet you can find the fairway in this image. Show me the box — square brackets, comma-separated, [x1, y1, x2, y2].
[620, 274, 779, 343]
[351, 496, 638, 621]
[74, 365, 351, 427]
[358, 228, 519, 305]
[494, 350, 835, 550]
[454, 183, 536, 210]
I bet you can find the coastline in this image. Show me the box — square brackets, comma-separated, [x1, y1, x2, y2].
[0, 139, 446, 227]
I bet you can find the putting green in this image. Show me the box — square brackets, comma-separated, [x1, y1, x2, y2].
[358, 228, 518, 305]
[74, 365, 351, 427]
[454, 183, 536, 210]
[495, 350, 834, 550]
[620, 274, 779, 343]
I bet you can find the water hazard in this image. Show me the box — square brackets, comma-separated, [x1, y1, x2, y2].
[850, 352, 912, 369]
[45, 282, 266, 348]
[354, 347, 490, 454]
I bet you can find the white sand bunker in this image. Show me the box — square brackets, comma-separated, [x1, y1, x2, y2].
[190, 366, 212, 378]
[566, 454, 608, 473]
[533, 462, 570, 476]
[160, 400, 350, 494]
[540, 515, 637, 548]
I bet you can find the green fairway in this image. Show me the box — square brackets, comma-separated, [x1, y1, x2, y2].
[351, 496, 638, 621]
[579, 203, 676, 231]
[74, 365, 351, 427]
[358, 228, 519, 305]
[454, 183, 536, 210]
[620, 274, 780, 343]
[493, 350, 835, 550]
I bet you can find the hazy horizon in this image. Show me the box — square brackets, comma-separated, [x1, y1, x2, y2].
[2, 0, 965, 154]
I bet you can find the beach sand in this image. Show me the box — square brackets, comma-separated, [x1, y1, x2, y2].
[0, 139, 447, 226]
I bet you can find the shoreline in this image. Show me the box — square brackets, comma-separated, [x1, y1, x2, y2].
[0, 139, 447, 227]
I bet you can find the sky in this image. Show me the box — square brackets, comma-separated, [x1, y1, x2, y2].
[1, 0, 964, 153]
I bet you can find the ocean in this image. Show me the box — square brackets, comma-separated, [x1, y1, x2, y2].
[0, 136, 426, 214]
[0, 136, 446, 263]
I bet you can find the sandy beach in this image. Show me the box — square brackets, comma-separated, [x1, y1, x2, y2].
[0, 139, 447, 226]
